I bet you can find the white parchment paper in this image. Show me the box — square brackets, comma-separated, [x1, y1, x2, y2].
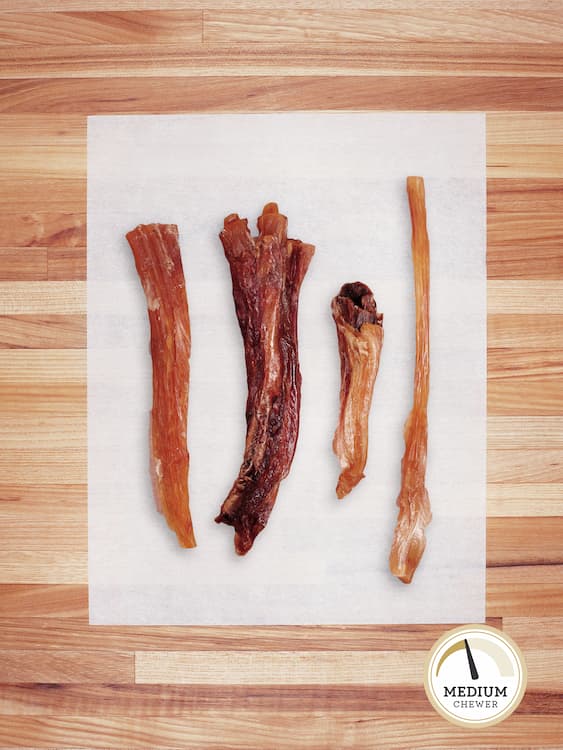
[88, 113, 486, 624]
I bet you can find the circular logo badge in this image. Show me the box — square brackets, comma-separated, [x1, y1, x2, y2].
[424, 624, 527, 728]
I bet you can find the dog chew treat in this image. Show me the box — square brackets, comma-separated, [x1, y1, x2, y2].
[332, 282, 383, 499]
[216, 202, 314, 555]
[389, 176, 432, 583]
[126, 223, 196, 549]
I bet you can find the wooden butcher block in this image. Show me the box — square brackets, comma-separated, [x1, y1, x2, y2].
[0, 3, 561, 748]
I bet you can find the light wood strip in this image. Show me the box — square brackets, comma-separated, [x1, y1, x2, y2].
[0, 414, 85, 448]
[0, 713, 560, 749]
[488, 315, 563, 348]
[488, 112, 563, 145]
[0, 584, 88, 618]
[488, 451, 563, 483]
[0, 314, 85, 349]
[1, 42, 563, 79]
[0, 350, 84, 383]
[0, 448, 85, 483]
[0, 619, 500, 653]
[0, 213, 85, 248]
[487, 564, 563, 616]
[0, 282, 84, 314]
[135, 650, 422, 685]
[488, 144, 563, 178]
[0, 113, 83, 144]
[0, 385, 85, 418]
[524, 650, 563, 689]
[136, 648, 562, 689]
[0, 248, 47, 280]
[488, 484, 563, 516]
[0, 551, 86, 584]
[204, 9, 563, 44]
[1, 521, 86, 553]
[2, 77, 563, 114]
[0, 11, 202, 46]
[488, 417, 563, 449]
[489, 376, 563, 415]
[504, 617, 563, 648]
[487, 518, 563, 565]
[488, 282, 563, 312]
[0, 650, 134, 682]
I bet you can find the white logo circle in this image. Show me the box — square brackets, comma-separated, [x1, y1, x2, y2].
[424, 624, 527, 727]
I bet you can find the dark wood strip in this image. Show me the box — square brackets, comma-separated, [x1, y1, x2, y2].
[1, 76, 563, 114]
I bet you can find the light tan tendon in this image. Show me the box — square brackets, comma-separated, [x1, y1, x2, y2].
[331, 283, 383, 499]
[389, 177, 432, 583]
[126, 223, 196, 549]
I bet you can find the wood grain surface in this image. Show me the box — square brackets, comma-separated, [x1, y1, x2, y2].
[0, 3, 562, 748]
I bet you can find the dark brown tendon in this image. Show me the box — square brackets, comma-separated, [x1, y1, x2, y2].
[216, 203, 314, 554]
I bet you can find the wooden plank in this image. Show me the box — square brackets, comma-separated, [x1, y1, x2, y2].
[524, 650, 563, 689]
[488, 179, 563, 213]
[488, 484, 563, 516]
[1, 682, 555, 716]
[488, 451, 563, 483]
[2, 77, 563, 114]
[0, 113, 84, 145]
[0, 483, 85, 515]
[47, 246, 85, 280]
[488, 145, 563, 178]
[487, 564, 563, 616]
[0, 314, 85, 348]
[1, 42, 563, 79]
[0, 178, 84, 212]
[0, 248, 47, 280]
[488, 112, 563, 145]
[488, 282, 563, 313]
[0, 650, 134, 683]
[0, 213, 85, 249]
[487, 518, 563, 565]
[488, 315, 563, 348]
[204, 9, 563, 44]
[0, 550, 86, 584]
[488, 348, 562, 379]
[0, 350, 84, 383]
[0, 619, 500, 653]
[0, 384, 85, 417]
[0, 11, 202, 46]
[503, 617, 563, 648]
[488, 417, 563, 449]
[0, 447, 85, 482]
[489, 378, 563, 414]
[0, 282, 84, 314]
[0, 584, 88, 618]
[133, 650, 438, 685]
[1, 521, 86, 553]
[2, 0, 561, 10]
[0, 713, 560, 749]
[0, 414, 85, 448]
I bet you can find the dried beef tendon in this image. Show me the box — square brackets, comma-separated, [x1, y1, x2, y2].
[389, 176, 432, 583]
[331, 282, 383, 499]
[126, 223, 196, 549]
[216, 202, 314, 555]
